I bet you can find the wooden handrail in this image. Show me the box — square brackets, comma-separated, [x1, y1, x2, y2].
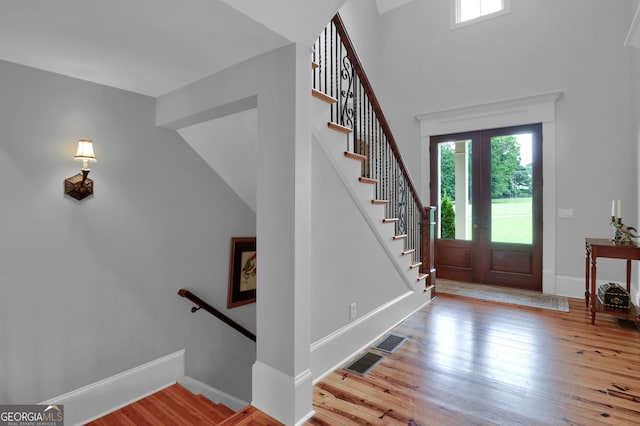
[332, 13, 427, 217]
[178, 289, 256, 342]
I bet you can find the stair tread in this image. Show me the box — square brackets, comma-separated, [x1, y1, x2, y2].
[410, 262, 423, 269]
[153, 384, 231, 423]
[418, 273, 429, 281]
[195, 393, 219, 409]
[195, 393, 235, 418]
[358, 176, 377, 184]
[393, 234, 407, 240]
[401, 249, 416, 255]
[219, 404, 283, 425]
[118, 401, 156, 425]
[327, 121, 352, 134]
[216, 403, 236, 417]
[312, 61, 319, 69]
[383, 218, 399, 223]
[371, 199, 390, 205]
[137, 389, 210, 424]
[344, 151, 367, 161]
[85, 383, 234, 425]
[311, 88, 337, 104]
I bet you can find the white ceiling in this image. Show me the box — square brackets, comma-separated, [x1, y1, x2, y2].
[0, 0, 293, 97]
[0, 0, 383, 98]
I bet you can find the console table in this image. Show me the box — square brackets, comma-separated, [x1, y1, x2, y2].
[585, 238, 640, 324]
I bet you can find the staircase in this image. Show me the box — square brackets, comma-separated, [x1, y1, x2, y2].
[86, 383, 281, 425]
[311, 14, 435, 292]
[311, 89, 429, 290]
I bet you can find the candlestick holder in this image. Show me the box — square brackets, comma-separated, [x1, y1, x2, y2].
[611, 216, 634, 245]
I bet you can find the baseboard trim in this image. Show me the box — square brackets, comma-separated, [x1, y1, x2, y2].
[556, 274, 640, 306]
[179, 376, 248, 412]
[252, 362, 314, 425]
[41, 349, 185, 426]
[310, 292, 412, 352]
[310, 291, 432, 384]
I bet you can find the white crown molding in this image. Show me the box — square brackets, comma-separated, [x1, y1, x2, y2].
[415, 91, 562, 134]
[625, 3, 640, 48]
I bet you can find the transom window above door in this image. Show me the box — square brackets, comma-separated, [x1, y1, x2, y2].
[452, 0, 511, 29]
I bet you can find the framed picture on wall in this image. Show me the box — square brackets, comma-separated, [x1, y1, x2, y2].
[227, 237, 257, 308]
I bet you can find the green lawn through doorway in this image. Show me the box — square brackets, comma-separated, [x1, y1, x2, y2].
[460, 197, 533, 244]
[457, 197, 533, 244]
[491, 197, 532, 244]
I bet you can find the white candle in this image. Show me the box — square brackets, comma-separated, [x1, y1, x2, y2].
[611, 200, 615, 217]
[617, 199, 622, 219]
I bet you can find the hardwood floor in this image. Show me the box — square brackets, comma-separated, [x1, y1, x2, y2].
[307, 294, 640, 425]
[86, 383, 282, 425]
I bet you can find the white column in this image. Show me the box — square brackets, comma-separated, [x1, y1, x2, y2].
[454, 141, 469, 240]
[155, 43, 315, 424]
[253, 43, 313, 425]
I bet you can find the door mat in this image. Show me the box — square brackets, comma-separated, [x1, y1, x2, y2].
[436, 279, 569, 312]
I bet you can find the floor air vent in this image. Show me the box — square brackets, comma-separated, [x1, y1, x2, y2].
[344, 352, 384, 376]
[374, 334, 407, 353]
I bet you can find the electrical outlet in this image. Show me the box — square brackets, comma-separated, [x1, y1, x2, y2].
[350, 303, 357, 319]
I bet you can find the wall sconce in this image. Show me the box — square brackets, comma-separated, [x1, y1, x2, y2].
[64, 139, 97, 200]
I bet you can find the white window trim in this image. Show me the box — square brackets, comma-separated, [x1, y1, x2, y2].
[450, 0, 511, 30]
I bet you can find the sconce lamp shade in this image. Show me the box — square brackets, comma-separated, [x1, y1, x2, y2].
[74, 139, 96, 168]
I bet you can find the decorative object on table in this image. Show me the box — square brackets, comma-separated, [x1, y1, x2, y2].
[611, 217, 638, 245]
[610, 199, 637, 245]
[227, 237, 256, 308]
[64, 139, 97, 200]
[597, 282, 630, 310]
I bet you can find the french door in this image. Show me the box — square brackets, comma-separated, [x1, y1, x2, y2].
[430, 124, 542, 291]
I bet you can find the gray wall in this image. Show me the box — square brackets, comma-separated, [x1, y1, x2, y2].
[309, 132, 417, 342]
[633, 21, 640, 282]
[342, 0, 639, 290]
[0, 60, 257, 403]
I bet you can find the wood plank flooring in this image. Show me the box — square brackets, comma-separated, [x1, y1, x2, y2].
[306, 294, 640, 425]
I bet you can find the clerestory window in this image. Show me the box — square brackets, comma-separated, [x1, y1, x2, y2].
[452, 0, 510, 29]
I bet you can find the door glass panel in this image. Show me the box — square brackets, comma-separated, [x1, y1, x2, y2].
[437, 140, 472, 240]
[490, 133, 533, 244]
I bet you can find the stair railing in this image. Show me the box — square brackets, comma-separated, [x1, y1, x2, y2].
[313, 14, 435, 285]
[178, 289, 256, 342]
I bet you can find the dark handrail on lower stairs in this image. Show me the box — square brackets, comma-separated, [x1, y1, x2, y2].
[178, 289, 256, 342]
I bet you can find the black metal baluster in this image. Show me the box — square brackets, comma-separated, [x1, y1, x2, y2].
[332, 24, 337, 123]
[377, 124, 382, 201]
[366, 97, 371, 179]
